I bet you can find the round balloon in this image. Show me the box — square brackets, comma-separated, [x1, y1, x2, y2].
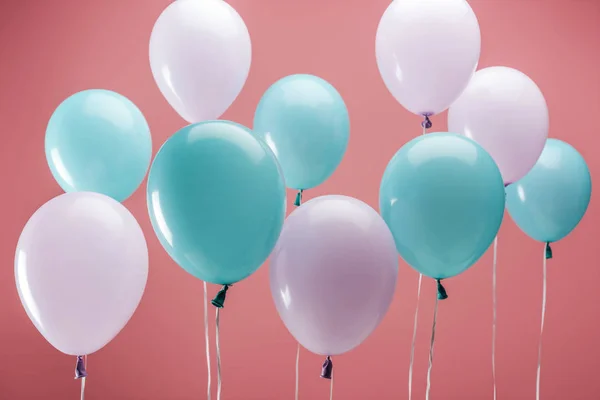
[45, 89, 152, 202]
[270, 195, 398, 356]
[147, 121, 286, 285]
[253, 74, 350, 190]
[448, 66, 549, 185]
[380, 133, 505, 279]
[376, 0, 481, 116]
[149, 0, 251, 123]
[15, 192, 148, 356]
[506, 139, 591, 243]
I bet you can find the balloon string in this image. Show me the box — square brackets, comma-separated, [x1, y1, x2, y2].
[492, 236, 498, 400]
[80, 356, 87, 400]
[408, 273, 423, 400]
[425, 296, 439, 400]
[295, 344, 300, 400]
[536, 243, 548, 400]
[329, 368, 334, 400]
[204, 281, 212, 400]
[216, 308, 222, 400]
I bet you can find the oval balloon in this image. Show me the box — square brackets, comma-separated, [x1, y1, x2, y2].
[380, 133, 505, 279]
[376, 0, 481, 116]
[506, 139, 591, 243]
[147, 121, 286, 285]
[270, 195, 398, 356]
[253, 74, 350, 190]
[15, 192, 148, 356]
[45, 89, 152, 202]
[448, 66, 549, 185]
[149, 0, 251, 123]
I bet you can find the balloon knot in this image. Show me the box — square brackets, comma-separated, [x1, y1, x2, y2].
[421, 115, 432, 129]
[320, 356, 333, 379]
[294, 190, 304, 207]
[436, 279, 448, 300]
[74, 356, 87, 380]
[211, 284, 230, 308]
[545, 242, 553, 260]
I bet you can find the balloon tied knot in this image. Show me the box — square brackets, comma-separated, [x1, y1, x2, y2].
[74, 356, 87, 380]
[421, 115, 432, 129]
[545, 242, 553, 260]
[211, 284, 230, 308]
[320, 356, 333, 379]
[436, 279, 448, 300]
[294, 190, 304, 207]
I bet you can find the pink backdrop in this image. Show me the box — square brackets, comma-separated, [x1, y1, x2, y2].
[1, 0, 599, 399]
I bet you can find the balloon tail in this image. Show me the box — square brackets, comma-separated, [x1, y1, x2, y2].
[294, 190, 304, 207]
[492, 236, 498, 400]
[320, 356, 333, 380]
[425, 297, 439, 400]
[545, 242, 553, 259]
[421, 114, 432, 130]
[295, 344, 300, 400]
[204, 281, 212, 400]
[75, 356, 87, 400]
[211, 285, 230, 308]
[536, 243, 548, 400]
[408, 273, 423, 400]
[216, 308, 222, 400]
[436, 279, 448, 300]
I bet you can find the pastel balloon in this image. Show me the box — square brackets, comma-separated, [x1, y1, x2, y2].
[147, 121, 286, 285]
[149, 0, 251, 123]
[506, 139, 591, 243]
[45, 89, 152, 202]
[270, 195, 398, 356]
[15, 192, 148, 356]
[376, 0, 481, 116]
[380, 133, 505, 279]
[449, 66, 549, 185]
[253, 74, 350, 190]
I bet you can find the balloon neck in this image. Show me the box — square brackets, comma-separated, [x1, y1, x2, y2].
[545, 242, 553, 260]
[74, 356, 87, 379]
[294, 190, 304, 207]
[421, 115, 432, 130]
[211, 285, 230, 308]
[320, 356, 333, 379]
[436, 279, 448, 300]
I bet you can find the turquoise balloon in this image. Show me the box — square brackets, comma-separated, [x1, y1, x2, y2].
[380, 133, 505, 279]
[506, 139, 591, 243]
[147, 121, 286, 285]
[253, 74, 350, 190]
[45, 89, 152, 202]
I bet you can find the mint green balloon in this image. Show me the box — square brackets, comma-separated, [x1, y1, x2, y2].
[380, 133, 505, 279]
[147, 121, 286, 285]
[45, 89, 152, 202]
[253, 74, 350, 190]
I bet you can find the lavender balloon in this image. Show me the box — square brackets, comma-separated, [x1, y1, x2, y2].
[270, 195, 398, 359]
[15, 192, 148, 356]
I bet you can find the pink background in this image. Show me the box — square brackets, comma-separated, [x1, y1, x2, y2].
[1, 0, 599, 398]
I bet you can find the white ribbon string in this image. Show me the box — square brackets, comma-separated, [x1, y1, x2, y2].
[492, 236, 498, 400]
[204, 281, 212, 400]
[536, 244, 548, 400]
[216, 308, 222, 400]
[295, 344, 300, 400]
[425, 297, 439, 400]
[408, 273, 423, 400]
[329, 368, 334, 400]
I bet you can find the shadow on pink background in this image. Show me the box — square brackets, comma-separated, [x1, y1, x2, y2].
[0, 0, 599, 399]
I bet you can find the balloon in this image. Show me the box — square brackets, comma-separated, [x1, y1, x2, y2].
[45, 89, 152, 202]
[270, 195, 398, 356]
[448, 67, 549, 185]
[506, 139, 591, 243]
[15, 192, 148, 356]
[375, 0, 481, 116]
[147, 121, 286, 285]
[253, 74, 350, 190]
[380, 133, 505, 279]
[149, 0, 251, 123]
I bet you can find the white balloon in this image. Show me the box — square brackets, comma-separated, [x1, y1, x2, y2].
[448, 67, 549, 185]
[376, 0, 481, 116]
[149, 0, 252, 123]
